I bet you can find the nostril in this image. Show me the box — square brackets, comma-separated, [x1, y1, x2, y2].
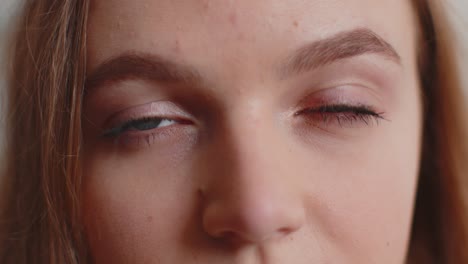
[215, 230, 236, 240]
[278, 227, 293, 235]
[209, 230, 250, 248]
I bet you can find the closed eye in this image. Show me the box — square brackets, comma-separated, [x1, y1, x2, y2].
[296, 104, 387, 126]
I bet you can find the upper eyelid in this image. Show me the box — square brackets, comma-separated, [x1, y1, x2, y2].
[312, 105, 384, 115]
[293, 85, 388, 116]
[103, 101, 190, 129]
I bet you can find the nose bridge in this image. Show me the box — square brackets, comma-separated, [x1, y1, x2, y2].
[200, 98, 305, 244]
[219, 97, 286, 188]
[229, 98, 276, 170]
[205, 96, 285, 202]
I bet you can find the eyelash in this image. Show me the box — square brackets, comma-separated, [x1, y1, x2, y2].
[103, 104, 385, 138]
[296, 104, 386, 126]
[102, 117, 185, 138]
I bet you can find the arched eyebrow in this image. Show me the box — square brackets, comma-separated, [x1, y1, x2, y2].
[279, 28, 401, 78]
[85, 53, 203, 91]
[85, 28, 400, 91]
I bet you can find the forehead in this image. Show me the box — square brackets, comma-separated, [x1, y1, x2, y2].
[87, 0, 417, 73]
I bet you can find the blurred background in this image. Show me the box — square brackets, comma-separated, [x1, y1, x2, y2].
[0, 0, 21, 169]
[0, 0, 467, 164]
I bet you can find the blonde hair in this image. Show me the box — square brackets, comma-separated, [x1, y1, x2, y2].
[0, 0, 466, 263]
[1, 1, 88, 263]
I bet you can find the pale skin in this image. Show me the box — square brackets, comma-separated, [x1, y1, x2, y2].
[82, 0, 422, 263]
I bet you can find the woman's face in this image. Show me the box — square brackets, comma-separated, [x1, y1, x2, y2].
[82, 0, 422, 263]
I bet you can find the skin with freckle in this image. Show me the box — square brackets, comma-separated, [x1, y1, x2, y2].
[82, 0, 421, 263]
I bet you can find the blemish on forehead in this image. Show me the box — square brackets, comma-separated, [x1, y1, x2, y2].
[202, 0, 211, 10]
[128, 30, 137, 39]
[293, 20, 299, 27]
[173, 39, 181, 53]
[229, 12, 237, 26]
[116, 20, 123, 30]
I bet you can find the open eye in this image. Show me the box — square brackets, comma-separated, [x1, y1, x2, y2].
[102, 117, 178, 137]
[128, 118, 176, 131]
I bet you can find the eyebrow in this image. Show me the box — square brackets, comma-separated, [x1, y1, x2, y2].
[85, 28, 400, 90]
[85, 53, 203, 90]
[279, 28, 401, 77]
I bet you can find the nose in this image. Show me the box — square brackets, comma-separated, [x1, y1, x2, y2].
[200, 113, 305, 245]
[202, 184, 305, 245]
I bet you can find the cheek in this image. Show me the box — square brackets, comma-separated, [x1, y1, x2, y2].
[81, 147, 200, 262]
[304, 108, 421, 261]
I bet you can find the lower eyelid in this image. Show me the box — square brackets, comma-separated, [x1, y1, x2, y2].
[107, 121, 197, 149]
